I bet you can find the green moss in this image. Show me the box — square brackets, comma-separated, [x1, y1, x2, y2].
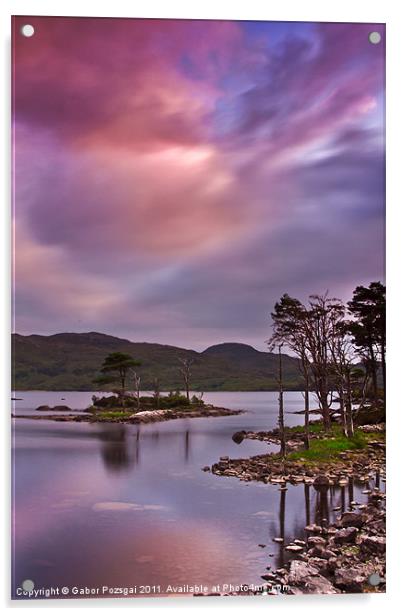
[287, 427, 383, 461]
[95, 410, 134, 420]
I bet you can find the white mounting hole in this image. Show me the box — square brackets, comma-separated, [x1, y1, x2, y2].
[21, 24, 35, 38]
[369, 31, 381, 45]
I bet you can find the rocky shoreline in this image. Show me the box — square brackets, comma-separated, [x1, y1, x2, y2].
[12, 405, 244, 425]
[205, 425, 386, 595]
[259, 490, 386, 595]
[211, 427, 385, 487]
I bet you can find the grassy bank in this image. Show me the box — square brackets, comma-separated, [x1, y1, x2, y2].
[286, 424, 384, 462]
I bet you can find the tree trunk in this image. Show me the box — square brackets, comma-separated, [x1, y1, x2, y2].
[368, 336, 378, 401]
[304, 386, 310, 450]
[345, 372, 354, 438]
[338, 390, 347, 437]
[321, 396, 331, 432]
[278, 347, 286, 457]
[380, 338, 386, 404]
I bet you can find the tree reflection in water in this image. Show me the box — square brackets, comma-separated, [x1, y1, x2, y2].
[98, 424, 140, 472]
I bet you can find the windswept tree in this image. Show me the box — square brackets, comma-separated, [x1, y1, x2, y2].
[269, 294, 311, 449]
[178, 357, 194, 402]
[303, 294, 345, 432]
[347, 282, 386, 402]
[94, 352, 141, 405]
[326, 308, 357, 437]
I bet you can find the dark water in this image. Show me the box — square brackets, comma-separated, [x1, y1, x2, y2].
[12, 391, 380, 599]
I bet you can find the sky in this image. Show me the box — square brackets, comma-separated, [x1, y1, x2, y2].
[12, 17, 385, 351]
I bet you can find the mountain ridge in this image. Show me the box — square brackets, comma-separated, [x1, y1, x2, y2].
[12, 332, 303, 392]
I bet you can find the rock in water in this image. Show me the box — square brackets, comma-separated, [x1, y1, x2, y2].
[313, 475, 330, 487]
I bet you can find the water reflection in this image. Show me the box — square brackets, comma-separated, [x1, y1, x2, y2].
[99, 425, 135, 472]
[12, 392, 383, 599]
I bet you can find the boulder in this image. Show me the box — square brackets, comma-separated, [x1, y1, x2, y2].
[53, 405, 71, 411]
[340, 511, 368, 529]
[333, 527, 358, 545]
[307, 536, 326, 548]
[36, 405, 51, 411]
[232, 431, 246, 444]
[334, 565, 372, 592]
[313, 475, 330, 487]
[303, 576, 339, 594]
[359, 535, 386, 555]
[288, 560, 319, 584]
[304, 524, 322, 534]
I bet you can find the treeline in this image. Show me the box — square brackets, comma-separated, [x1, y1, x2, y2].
[92, 352, 200, 409]
[269, 282, 385, 453]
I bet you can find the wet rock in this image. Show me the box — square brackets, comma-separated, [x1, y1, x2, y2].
[303, 576, 339, 594]
[232, 431, 246, 444]
[313, 475, 330, 487]
[304, 524, 322, 534]
[340, 511, 368, 529]
[308, 546, 337, 560]
[285, 544, 304, 553]
[333, 527, 358, 545]
[359, 535, 386, 555]
[307, 536, 326, 548]
[288, 561, 338, 594]
[308, 557, 330, 575]
[202, 466, 210, 472]
[273, 537, 284, 543]
[288, 560, 319, 584]
[334, 566, 370, 592]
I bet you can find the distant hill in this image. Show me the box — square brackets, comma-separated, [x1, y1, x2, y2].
[12, 332, 304, 391]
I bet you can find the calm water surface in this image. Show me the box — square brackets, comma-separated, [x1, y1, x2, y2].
[12, 391, 380, 599]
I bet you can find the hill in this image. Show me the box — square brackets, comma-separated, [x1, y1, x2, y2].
[12, 332, 303, 391]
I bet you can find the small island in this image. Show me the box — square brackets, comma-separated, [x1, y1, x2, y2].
[14, 351, 243, 424]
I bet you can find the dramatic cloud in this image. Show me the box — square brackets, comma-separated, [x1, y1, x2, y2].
[12, 17, 385, 349]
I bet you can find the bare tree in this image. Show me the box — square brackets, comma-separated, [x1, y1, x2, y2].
[303, 294, 344, 432]
[269, 294, 310, 449]
[131, 371, 141, 411]
[178, 357, 194, 402]
[153, 377, 161, 408]
[277, 344, 286, 457]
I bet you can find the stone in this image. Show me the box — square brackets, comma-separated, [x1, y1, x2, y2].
[308, 557, 330, 574]
[36, 405, 51, 411]
[307, 536, 326, 548]
[304, 524, 322, 533]
[359, 535, 386, 555]
[303, 576, 339, 594]
[340, 511, 368, 529]
[288, 560, 319, 584]
[285, 544, 304, 553]
[333, 527, 358, 545]
[202, 466, 210, 472]
[313, 475, 330, 487]
[334, 565, 371, 592]
[232, 431, 245, 444]
[273, 537, 284, 543]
